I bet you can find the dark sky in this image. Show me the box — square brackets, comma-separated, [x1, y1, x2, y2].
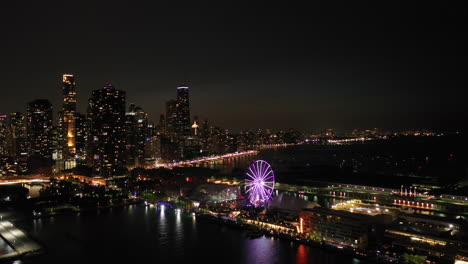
[0, 1, 466, 132]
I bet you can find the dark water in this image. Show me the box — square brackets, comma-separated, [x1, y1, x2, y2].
[17, 206, 365, 264]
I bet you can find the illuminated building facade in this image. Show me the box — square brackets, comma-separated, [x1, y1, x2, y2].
[159, 86, 193, 161]
[144, 123, 161, 166]
[74, 112, 87, 163]
[0, 115, 10, 154]
[175, 86, 190, 136]
[161, 99, 181, 161]
[87, 85, 126, 177]
[0, 115, 13, 157]
[191, 116, 199, 136]
[27, 99, 53, 160]
[58, 74, 77, 170]
[384, 213, 467, 260]
[300, 207, 383, 249]
[125, 104, 148, 167]
[7, 112, 27, 159]
[165, 99, 177, 134]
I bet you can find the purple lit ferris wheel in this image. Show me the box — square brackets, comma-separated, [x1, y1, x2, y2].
[245, 160, 275, 206]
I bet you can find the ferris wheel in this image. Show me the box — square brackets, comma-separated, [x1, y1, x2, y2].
[245, 160, 275, 206]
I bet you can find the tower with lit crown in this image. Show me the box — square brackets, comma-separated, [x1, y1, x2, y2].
[59, 74, 77, 169]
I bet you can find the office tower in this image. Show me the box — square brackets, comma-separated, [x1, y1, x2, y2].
[7, 112, 27, 158]
[162, 98, 184, 162]
[27, 99, 53, 159]
[175, 86, 190, 136]
[125, 104, 148, 168]
[74, 113, 87, 164]
[165, 99, 177, 134]
[87, 85, 126, 177]
[58, 74, 77, 170]
[158, 114, 165, 134]
[50, 125, 60, 160]
[0, 115, 13, 156]
[145, 122, 161, 166]
[200, 119, 210, 153]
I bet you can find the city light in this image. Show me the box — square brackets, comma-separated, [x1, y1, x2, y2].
[0, 3, 465, 264]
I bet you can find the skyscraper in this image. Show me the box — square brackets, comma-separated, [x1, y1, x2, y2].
[27, 99, 53, 160]
[7, 112, 26, 157]
[161, 99, 182, 161]
[87, 85, 126, 177]
[125, 104, 148, 168]
[158, 114, 166, 134]
[145, 122, 161, 166]
[0, 115, 13, 157]
[175, 86, 190, 136]
[165, 99, 177, 134]
[74, 113, 87, 164]
[58, 74, 77, 170]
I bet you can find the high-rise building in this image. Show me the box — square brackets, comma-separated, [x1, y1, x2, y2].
[27, 99, 53, 160]
[165, 99, 177, 134]
[74, 112, 87, 164]
[175, 86, 190, 136]
[7, 112, 27, 158]
[145, 122, 161, 166]
[158, 114, 165, 134]
[58, 74, 77, 170]
[87, 85, 126, 177]
[0, 115, 13, 157]
[125, 104, 148, 168]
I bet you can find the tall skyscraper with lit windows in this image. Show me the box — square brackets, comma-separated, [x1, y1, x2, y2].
[87, 85, 126, 177]
[58, 74, 77, 169]
[125, 104, 148, 167]
[175, 86, 190, 136]
[7, 112, 27, 159]
[74, 112, 87, 163]
[27, 99, 53, 159]
[165, 99, 177, 134]
[0, 115, 12, 157]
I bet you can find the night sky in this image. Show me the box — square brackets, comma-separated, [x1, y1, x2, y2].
[0, 1, 465, 132]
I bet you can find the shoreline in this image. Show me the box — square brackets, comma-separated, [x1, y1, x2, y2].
[187, 211, 393, 264]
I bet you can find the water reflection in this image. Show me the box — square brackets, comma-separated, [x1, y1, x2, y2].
[157, 205, 168, 246]
[33, 218, 42, 233]
[296, 244, 309, 264]
[192, 213, 197, 231]
[174, 209, 184, 256]
[200, 153, 258, 175]
[243, 236, 278, 264]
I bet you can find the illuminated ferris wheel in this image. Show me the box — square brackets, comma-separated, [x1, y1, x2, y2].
[245, 160, 275, 206]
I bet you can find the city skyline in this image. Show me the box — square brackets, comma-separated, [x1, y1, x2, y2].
[0, 2, 465, 132]
[1, 73, 307, 178]
[0, 2, 466, 264]
[1, 73, 457, 135]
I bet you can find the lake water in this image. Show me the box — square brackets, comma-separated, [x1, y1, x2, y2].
[16, 205, 365, 264]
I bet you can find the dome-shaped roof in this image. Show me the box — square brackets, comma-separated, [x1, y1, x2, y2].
[268, 193, 319, 213]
